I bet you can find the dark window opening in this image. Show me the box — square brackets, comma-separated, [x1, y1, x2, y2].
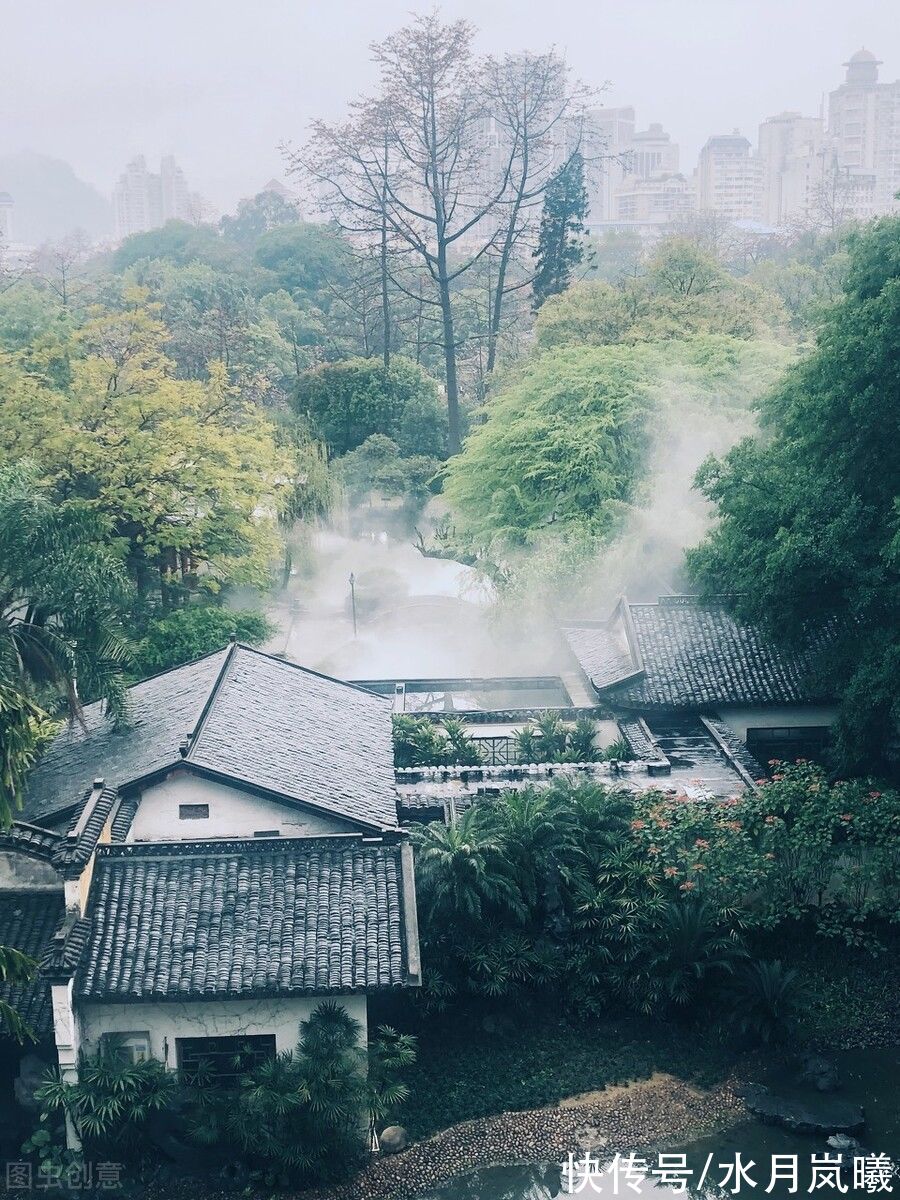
[177, 1035, 276, 1085]
[178, 804, 209, 820]
[746, 726, 831, 768]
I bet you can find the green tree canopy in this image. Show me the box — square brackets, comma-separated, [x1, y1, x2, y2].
[536, 238, 783, 350]
[293, 356, 447, 458]
[0, 463, 132, 819]
[253, 222, 349, 305]
[442, 345, 653, 545]
[220, 188, 300, 246]
[111, 220, 243, 273]
[0, 301, 290, 601]
[687, 216, 900, 772]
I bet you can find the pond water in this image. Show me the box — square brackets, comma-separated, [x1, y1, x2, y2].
[264, 529, 567, 681]
[416, 1048, 899, 1199]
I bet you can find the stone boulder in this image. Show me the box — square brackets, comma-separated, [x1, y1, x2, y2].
[380, 1126, 409, 1155]
[796, 1052, 841, 1093]
[745, 1085, 864, 1136]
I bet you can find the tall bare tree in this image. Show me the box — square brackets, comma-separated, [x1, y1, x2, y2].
[297, 15, 595, 450]
[480, 50, 588, 373]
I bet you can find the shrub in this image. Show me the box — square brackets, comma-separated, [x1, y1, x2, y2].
[133, 605, 273, 676]
[35, 1055, 179, 1163]
[392, 715, 483, 768]
[187, 1003, 415, 1186]
[724, 958, 805, 1045]
[513, 713, 601, 763]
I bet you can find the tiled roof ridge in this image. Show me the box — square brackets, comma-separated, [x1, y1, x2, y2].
[52, 784, 121, 877]
[182, 640, 239, 758]
[1, 822, 63, 860]
[40, 910, 92, 980]
[95, 832, 406, 861]
[227, 643, 394, 703]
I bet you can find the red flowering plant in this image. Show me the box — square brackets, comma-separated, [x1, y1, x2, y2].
[739, 762, 900, 947]
[629, 789, 777, 928]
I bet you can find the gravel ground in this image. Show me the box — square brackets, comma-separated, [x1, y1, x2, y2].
[301, 1072, 748, 1200]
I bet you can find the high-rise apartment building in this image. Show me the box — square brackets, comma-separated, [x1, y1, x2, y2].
[828, 49, 900, 214]
[113, 155, 197, 241]
[614, 172, 694, 224]
[0, 192, 13, 242]
[696, 132, 764, 222]
[758, 111, 829, 226]
[630, 123, 680, 179]
[585, 106, 636, 230]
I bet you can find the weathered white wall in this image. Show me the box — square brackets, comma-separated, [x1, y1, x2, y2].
[128, 773, 357, 842]
[718, 705, 838, 744]
[0, 851, 61, 890]
[78, 994, 369, 1067]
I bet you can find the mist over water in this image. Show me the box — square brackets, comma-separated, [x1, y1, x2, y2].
[265, 528, 571, 681]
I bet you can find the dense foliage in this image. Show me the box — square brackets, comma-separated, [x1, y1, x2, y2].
[411, 766, 900, 1025]
[0, 464, 132, 816]
[536, 239, 783, 348]
[33, 1004, 415, 1187]
[131, 607, 273, 677]
[293, 356, 447, 458]
[443, 345, 652, 545]
[393, 715, 484, 768]
[688, 217, 900, 772]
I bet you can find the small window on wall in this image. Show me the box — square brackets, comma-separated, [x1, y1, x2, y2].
[747, 726, 831, 768]
[179, 804, 209, 820]
[100, 1031, 152, 1065]
[177, 1035, 276, 1085]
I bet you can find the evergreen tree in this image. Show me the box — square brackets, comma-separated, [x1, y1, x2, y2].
[531, 152, 587, 309]
[688, 216, 900, 773]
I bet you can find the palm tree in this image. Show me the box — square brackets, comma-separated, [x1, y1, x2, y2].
[441, 717, 483, 766]
[725, 959, 805, 1045]
[482, 786, 578, 913]
[639, 898, 746, 1013]
[0, 463, 132, 820]
[411, 807, 524, 925]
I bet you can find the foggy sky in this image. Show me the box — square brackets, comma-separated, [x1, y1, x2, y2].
[2, 0, 898, 214]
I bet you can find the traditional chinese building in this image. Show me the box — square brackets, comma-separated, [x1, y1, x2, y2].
[0, 644, 420, 1134]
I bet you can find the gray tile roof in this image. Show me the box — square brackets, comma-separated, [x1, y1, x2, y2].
[0, 891, 64, 1038]
[50, 786, 121, 879]
[24, 649, 230, 824]
[0, 823, 62, 863]
[188, 648, 397, 829]
[23, 645, 398, 832]
[76, 838, 416, 1001]
[564, 597, 835, 710]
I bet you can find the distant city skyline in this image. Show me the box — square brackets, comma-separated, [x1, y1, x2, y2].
[1, 0, 898, 217]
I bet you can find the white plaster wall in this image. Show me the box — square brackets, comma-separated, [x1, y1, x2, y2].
[128, 773, 357, 842]
[718, 706, 838, 744]
[78, 994, 369, 1068]
[0, 851, 61, 890]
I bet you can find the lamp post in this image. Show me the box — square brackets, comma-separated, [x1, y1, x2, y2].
[349, 572, 357, 638]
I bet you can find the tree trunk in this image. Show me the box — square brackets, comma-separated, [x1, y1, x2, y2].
[437, 261, 460, 454]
